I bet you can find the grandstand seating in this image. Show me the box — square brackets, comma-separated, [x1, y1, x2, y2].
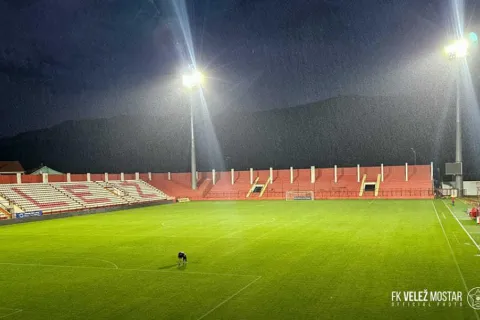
[0, 165, 433, 219]
[244, 168, 360, 199]
[206, 171, 252, 200]
[55, 182, 129, 208]
[0, 196, 13, 219]
[0, 197, 10, 211]
[97, 180, 169, 203]
[0, 183, 84, 213]
[0, 202, 10, 220]
[146, 165, 432, 200]
[0, 180, 171, 216]
[149, 173, 205, 200]
[379, 165, 432, 199]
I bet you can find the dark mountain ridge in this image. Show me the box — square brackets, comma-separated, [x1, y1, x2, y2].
[0, 95, 467, 179]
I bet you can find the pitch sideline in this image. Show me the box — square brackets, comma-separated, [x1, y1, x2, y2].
[431, 201, 480, 320]
[442, 201, 480, 253]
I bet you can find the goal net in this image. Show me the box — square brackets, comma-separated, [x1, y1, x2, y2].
[286, 190, 314, 201]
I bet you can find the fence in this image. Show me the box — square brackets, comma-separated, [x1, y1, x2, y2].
[203, 188, 434, 200]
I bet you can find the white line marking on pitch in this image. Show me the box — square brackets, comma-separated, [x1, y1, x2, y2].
[212, 222, 284, 257]
[431, 202, 480, 320]
[452, 232, 460, 244]
[196, 276, 262, 320]
[442, 201, 480, 253]
[87, 258, 118, 269]
[0, 262, 259, 278]
[0, 309, 23, 319]
[203, 219, 275, 246]
[252, 224, 283, 241]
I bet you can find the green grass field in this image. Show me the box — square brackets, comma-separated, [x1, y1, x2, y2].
[0, 200, 479, 320]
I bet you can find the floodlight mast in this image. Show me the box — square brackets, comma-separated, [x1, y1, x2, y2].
[182, 70, 204, 190]
[455, 66, 462, 196]
[444, 39, 468, 196]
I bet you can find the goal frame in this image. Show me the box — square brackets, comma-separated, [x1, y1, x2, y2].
[285, 190, 314, 201]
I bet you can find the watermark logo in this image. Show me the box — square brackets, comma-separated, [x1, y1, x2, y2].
[391, 290, 463, 307]
[467, 287, 480, 310]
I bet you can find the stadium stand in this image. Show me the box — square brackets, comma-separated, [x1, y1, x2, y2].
[379, 165, 433, 198]
[206, 171, 252, 200]
[55, 182, 129, 208]
[0, 164, 433, 219]
[149, 173, 204, 200]
[0, 183, 84, 213]
[0, 180, 171, 216]
[0, 199, 10, 220]
[145, 164, 432, 200]
[96, 180, 170, 203]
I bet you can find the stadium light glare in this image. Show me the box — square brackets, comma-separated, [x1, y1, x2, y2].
[182, 70, 204, 89]
[444, 39, 469, 59]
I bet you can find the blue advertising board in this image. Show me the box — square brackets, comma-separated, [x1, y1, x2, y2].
[15, 211, 43, 219]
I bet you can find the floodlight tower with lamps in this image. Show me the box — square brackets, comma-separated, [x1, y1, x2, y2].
[443, 38, 470, 196]
[182, 70, 204, 190]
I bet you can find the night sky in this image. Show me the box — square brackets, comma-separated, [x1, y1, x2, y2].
[0, 0, 477, 137]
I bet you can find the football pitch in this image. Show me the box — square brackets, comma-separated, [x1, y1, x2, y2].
[0, 200, 479, 320]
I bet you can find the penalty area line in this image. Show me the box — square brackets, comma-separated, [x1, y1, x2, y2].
[85, 258, 119, 269]
[196, 276, 262, 320]
[202, 219, 276, 246]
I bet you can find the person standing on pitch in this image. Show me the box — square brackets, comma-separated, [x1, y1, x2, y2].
[177, 251, 187, 266]
[451, 195, 455, 207]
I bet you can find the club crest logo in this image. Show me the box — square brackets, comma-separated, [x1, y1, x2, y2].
[467, 287, 480, 310]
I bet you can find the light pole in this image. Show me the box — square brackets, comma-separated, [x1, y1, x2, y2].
[182, 70, 204, 190]
[410, 148, 416, 165]
[455, 66, 462, 196]
[444, 39, 469, 196]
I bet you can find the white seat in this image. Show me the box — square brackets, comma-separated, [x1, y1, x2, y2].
[98, 180, 169, 204]
[0, 180, 170, 214]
